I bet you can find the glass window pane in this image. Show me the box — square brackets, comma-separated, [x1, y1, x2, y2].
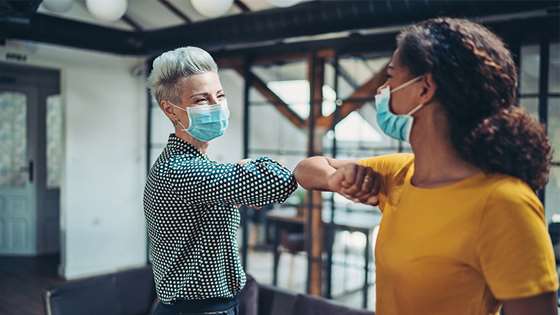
[546, 167, 560, 223]
[321, 102, 401, 159]
[249, 101, 307, 153]
[266, 80, 310, 118]
[520, 97, 539, 121]
[46, 95, 63, 189]
[0, 92, 27, 187]
[520, 45, 540, 95]
[335, 111, 379, 142]
[264, 80, 338, 118]
[548, 97, 560, 161]
[252, 62, 309, 118]
[338, 56, 389, 100]
[550, 42, 560, 94]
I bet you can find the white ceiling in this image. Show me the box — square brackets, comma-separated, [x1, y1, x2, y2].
[37, 0, 306, 31]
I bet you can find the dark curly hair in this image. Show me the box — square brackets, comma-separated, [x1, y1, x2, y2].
[396, 17, 552, 191]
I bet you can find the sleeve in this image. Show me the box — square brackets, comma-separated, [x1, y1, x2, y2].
[357, 153, 414, 211]
[476, 180, 559, 300]
[169, 156, 298, 206]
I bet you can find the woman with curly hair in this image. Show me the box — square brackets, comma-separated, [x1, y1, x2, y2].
[295, 18, 558, 314]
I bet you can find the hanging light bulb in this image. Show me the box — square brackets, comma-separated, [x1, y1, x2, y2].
[86, 0, 128, 22]
[191, 0, 233, 18]
[267, 0, 302, 8]
[43, 0, 74, 13]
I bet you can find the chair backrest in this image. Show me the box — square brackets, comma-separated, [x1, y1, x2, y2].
[115, 266, 157, 315]
[238, 275, 259, 315]
[44, 266, 156, 315]
[257, 284, 298, 315]
[292, 294, 375, 315]
[44, 274, 122, 315]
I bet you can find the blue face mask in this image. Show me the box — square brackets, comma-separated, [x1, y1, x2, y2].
[173, 100, 230, 142]
[375, 76, 424, 142]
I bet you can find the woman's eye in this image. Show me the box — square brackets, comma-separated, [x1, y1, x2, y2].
[195, 99, 207, 103]
[218, 94, 226, 99]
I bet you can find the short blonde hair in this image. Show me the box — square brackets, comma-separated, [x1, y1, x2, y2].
[147, 46, 218, 105]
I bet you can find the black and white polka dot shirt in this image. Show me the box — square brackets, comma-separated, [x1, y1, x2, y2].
[144, 134, 297, 303]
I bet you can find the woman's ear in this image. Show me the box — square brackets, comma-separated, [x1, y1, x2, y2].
[161, 100, 175, 118]
[420, 73, 437, 105]
[161, 100, 180, 126]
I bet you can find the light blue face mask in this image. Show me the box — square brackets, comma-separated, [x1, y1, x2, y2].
[375, 76, 424, 142]
[173, 100, 230, 142]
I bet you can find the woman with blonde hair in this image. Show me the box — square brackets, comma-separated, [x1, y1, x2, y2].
[145, 46, 297, 315]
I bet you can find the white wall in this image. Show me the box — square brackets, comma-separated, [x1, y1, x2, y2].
[0, 41, 148, 279]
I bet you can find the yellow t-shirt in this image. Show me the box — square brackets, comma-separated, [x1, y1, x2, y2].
[358, 153, 558, 315]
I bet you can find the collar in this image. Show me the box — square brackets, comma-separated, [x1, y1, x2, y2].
[167, 134, 206, 158]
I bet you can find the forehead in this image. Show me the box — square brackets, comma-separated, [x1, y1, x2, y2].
[389, 49, 404, 69]
[177, 72, 222, 94]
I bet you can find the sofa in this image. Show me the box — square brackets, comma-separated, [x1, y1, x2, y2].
[44, 266, 374, 315]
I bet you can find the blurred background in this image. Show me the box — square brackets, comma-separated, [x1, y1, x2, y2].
[0, 1, 558, 314]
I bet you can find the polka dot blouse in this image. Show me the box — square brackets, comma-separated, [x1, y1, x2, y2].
[144, 134, 297, 303]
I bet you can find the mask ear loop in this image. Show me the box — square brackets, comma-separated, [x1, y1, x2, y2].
[393, 76, 425, 116]
[407, 102, 424, 116]
[391, 75, 424, 94]
[169, 102, 190, 130]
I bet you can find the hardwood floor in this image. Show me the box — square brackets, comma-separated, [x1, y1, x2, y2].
[0, 255, 65, 315]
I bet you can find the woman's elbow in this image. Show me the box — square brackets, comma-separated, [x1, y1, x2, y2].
[293, 159, 309, 189]
[294, 157, 323, 190]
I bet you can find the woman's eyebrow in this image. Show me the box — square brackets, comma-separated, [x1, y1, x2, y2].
[190, 92, 209, 98]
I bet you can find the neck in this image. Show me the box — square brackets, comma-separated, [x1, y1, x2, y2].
[409, 108, 479, 186]
[175, 128, 208, 154]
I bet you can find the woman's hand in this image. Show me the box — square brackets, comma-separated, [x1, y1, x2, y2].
[327, 164, 382, 206]
[294, 157, 356, 191]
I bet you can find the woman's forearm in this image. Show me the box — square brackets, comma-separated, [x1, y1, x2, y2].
[294, 157, 358, 190]
[294, 156, 343, 191]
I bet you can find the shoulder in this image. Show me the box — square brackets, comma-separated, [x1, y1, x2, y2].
[358, 153, 414, 173]
[155, 155, 215, 183]
[483, 174, 544, 221]
[358, 153, 413, 165]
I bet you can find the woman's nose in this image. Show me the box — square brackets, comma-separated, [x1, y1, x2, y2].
[376, 82, 389, 94]
[208, 95, 220, 105]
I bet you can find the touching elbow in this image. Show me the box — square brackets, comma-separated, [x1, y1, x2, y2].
[294, 158, 315, 190]
[293, 161, 306, 188]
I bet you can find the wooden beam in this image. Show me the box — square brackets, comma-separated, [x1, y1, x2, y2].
[216, 58, 244, 69]
[158, 0, 192, 24]
[234, 0, 251, 13]
[249, 71, 306, 129]
[309, 53, 325, 119]
[232, 66, 306, 129]
[328, 59, 359, 89]
[306, 53, 325, 297]
[215, 49, 335, 69]
[318, 62, 389, 129]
